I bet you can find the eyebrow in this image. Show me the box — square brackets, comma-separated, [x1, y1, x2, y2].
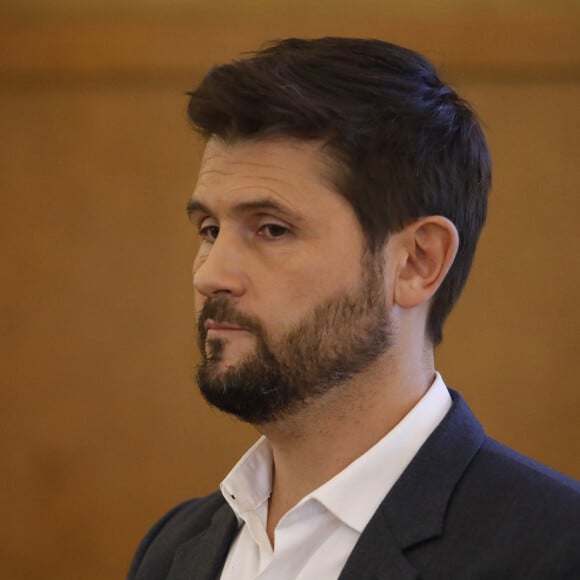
[186, 199, 211, 220]
[186, 197, 303, 224]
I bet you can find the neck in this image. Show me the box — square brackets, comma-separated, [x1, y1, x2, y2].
[259, 347, 435, 542]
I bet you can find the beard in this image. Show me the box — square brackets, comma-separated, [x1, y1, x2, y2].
[195, 252, 391, 425]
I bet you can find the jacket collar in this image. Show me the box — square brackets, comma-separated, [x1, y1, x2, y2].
[338, 390, 485, 580]
[166, 501, 238, 580]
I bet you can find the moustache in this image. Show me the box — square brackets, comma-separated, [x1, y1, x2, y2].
[197, 296, 263, 341]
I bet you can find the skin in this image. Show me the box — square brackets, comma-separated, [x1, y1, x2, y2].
[189, 137, 459, 545]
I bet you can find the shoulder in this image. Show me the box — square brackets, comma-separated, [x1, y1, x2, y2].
[442, 392, 580, 533]
[475, 436, 579, 497]
[459, 433, 579, 511]
[433, 435, 580, 577]
[127, 491, 228, 580]
[458, 435, 580, 530]
[432, 402, 580, 577]
[445, 390, 579, 503]
[386, 389, 580, 578]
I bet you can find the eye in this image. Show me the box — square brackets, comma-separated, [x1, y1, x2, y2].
[198, 218, 219, 243]
[258, 223, 290, 239]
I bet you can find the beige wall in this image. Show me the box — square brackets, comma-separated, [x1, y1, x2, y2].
[1, 3, 579, 579]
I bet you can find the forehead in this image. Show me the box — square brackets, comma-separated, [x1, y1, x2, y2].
[197, 137, 330, 182]
[191, 137, 349, 216]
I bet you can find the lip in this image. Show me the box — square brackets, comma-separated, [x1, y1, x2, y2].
[205, 319, 247, 332]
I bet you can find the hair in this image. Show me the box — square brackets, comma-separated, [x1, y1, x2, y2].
[187, 37, 491, 345]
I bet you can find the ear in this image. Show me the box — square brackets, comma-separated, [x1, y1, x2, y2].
[392, 216, 459, 309]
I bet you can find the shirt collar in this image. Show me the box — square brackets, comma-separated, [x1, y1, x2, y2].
[310, 372, 451, 532]
[221, 435, 273, 523]
[220, 372, 452, 532]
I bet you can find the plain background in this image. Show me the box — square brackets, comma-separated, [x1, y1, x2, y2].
[1, 1, 579, 578]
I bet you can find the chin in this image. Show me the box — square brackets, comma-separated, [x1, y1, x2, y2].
[208, 345, 254, 368]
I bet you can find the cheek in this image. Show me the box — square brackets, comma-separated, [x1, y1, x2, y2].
[193, 289, 206, 319]
[261, 265, 342, 328]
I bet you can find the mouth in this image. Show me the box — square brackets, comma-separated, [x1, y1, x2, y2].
[205, 319, 248, 334]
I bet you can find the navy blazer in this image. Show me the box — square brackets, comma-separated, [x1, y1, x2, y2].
[128, 391, 580, 579]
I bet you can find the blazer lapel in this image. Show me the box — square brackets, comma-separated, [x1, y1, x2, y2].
[338, 508, 419, 580]
[166, 502, 238, 580]
[339, 390, 485, 580]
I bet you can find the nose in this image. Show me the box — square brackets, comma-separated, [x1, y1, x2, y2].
[193, 233, 248, 298]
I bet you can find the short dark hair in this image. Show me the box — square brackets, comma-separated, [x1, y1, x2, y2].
[187, 37, 491, 345]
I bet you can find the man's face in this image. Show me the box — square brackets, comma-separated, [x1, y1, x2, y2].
[189, 138, 391, 424]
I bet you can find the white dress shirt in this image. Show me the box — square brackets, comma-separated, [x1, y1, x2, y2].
[219, 372, 452, 580]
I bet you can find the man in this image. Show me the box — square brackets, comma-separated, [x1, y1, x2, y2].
[128, 38, 579, 579]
